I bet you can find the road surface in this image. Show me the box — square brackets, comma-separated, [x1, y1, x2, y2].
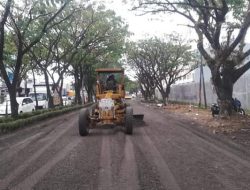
[0, 101, 250, 190]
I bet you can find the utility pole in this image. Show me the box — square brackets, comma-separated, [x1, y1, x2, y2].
[198, 53, 207, 108]
[200, 55, 207, 108]
[198, 61, 202, 107]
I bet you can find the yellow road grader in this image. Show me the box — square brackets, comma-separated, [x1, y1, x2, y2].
[78, 68, 142, 136]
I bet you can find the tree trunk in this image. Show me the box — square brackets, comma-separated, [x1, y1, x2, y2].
[215, 82, 233, 116]
[139, 84, 147, 100]
[9, 87, 18, 117]
[88, 90, 93, 102]
[158, 88, 167, 105]
[75, 85, 82, 104]
[32, 68, 38, 109]
[58, 78, 64, 106]
[166, 85, 171, 101]
[7, 50, 23, 117]
[87, 86, 94, 102]
[145, 85, 154, 100]
[157, 83, 172, 106]
[44, 71, 54, 108]
[162, 95, 167, 105]
[74, 74, 82, 105]
[210, 61, 234, 116]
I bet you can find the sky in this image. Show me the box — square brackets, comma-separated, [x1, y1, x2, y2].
[100, 0, 196, 80]
[102, 0, 250, 44]
[102, 0, 196, 41]
[22, 0, 250, 85]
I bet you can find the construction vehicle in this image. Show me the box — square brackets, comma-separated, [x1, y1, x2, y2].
[78, 68, 143, 136]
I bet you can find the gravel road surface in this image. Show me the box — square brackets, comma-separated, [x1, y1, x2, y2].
[0, 101, 250, 190]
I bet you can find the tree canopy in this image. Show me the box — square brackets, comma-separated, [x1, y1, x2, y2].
[132, 0, 250, 115]
[127, 35, 195, 104]
[0, 0, 130, 116]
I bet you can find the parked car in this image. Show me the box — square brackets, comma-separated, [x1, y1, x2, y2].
[29, 92, 48, 109]
[0, 97, 35, 115]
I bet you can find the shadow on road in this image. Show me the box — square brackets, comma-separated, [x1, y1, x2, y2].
[133, 119, 146, 127]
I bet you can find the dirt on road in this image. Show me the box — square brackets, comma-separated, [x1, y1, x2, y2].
[0, 101, 250, 190]
[157, 103, 250, 148]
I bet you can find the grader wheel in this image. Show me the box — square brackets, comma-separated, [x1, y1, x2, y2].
[79, 108, 90, 136]
[125, 106, 133, 135]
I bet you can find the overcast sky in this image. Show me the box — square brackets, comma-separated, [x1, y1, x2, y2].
[102, 0, 196, 41]
[101, 0, 197, 80]
[102, 0, 250, 45]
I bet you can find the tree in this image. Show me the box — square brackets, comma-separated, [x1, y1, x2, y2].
[133, 0, 250, 115]
[127, 35, 195, 105]
[0, 0, 70, 116]
[29, 2, 90, 107]
[127, 42, 156, 101]
[124, 76, 139, 94]
[69, 6, 130, 104]
[4, 33, 32, 96]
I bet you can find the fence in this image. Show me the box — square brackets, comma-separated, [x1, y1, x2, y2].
[156, 74, 250, 110]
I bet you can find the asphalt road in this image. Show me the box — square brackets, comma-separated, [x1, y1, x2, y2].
[0, 101, 250, 190]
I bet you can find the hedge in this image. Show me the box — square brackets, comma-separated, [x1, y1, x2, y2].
[0, 103, 92, 134]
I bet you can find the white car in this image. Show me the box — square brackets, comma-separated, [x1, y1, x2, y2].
[29, 92, 48, 109]
[0, 97, 35, 115]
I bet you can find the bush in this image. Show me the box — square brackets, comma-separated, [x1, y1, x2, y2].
[0, 105, 79, 123]
[0, 103, 92, 134]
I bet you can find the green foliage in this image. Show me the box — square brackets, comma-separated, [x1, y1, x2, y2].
[65, 3, 130, 102]
[0, 104, 90, 133]
[133, 0, 250, 112]
[124, 76, 139, 93]
[0, 0, 73, 116]
[126, 34, 195, 103]
[127, 35, 195, 77]
[1, 0, 129, 114]
[228, 0, 247, 20]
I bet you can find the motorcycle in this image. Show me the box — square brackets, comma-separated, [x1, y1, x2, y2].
[211, 98, 245, 117]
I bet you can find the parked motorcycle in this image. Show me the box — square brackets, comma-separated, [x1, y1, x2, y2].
[211, 103, 220, 117]
[211, 98, 245, 117]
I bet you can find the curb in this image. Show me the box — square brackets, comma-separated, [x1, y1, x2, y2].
[0, 103, 93, 134]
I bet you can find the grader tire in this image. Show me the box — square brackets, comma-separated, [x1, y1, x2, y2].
[125, 106, 133, 135]
[79, 108, 90, 136]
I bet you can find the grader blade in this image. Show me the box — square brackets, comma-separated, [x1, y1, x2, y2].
[133, 114, 144, 120]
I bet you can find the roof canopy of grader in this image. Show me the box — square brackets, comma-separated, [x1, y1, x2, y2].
[95, 68, 124, 73]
